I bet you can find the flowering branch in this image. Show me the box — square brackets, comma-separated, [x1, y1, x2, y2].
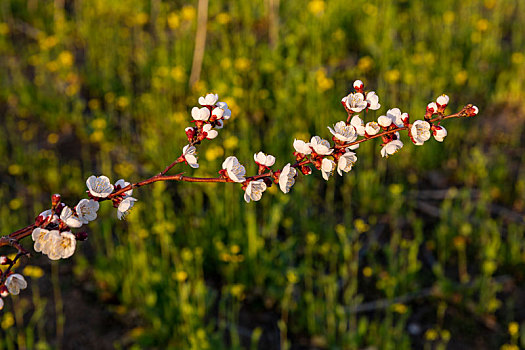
[0, 81, 479, 310]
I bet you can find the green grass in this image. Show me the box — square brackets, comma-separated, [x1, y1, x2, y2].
[1, 0, 525, 348]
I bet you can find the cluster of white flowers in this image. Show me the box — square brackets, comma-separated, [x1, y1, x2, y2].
[182, 93, 232, 169]
[341, 80, 381, 113]
[27, 176, 136, 263]
[32, 227, 76, 260]
[240, 151, 302, 202]
[286, 80, 477, 180]
[411, 94, 459, 146]
[292, 135, 359, 181]
[337, 82, 475, 159]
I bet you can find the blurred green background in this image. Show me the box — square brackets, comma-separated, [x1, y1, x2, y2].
[1, 0, 525, 349]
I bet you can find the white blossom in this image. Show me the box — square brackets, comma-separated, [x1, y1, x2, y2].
[410, 120, 431, 145]
[41, 230, 61, 260]
[0, 298, 3, 310]
[471, 105, 479, 115]
[243, 180, 267, 203]
[279, 163, 297, 193]
[381, 140, 404, 158]
[53, 232, 77, 259]
[433, 125, 447, 142]
[377, 115, 392, 128]
[118, 197, 137, 220]
[75, 199, 99, 224]
[427, 102, 438, 114]
[222, 156, 246, 183]
[366, 91, 380, 110]
[436, 94, 449, 107]
[365, 122, 380, 136]
[5, 274, 27, 295]
[309, 136, 333, 155]
[386, 108, 405, 127]
[215, 119, 224, 129]
[216, 101, 231, 119]
[198, 93, 219, 106]
[253, 152, 276, 167]
[34, 230, 76, 260]
[32, 228, 49, 253]
[86, 175, 114, 198]
[350, 115, 366, 136]
[343, 92, 368, 113]
[293, 139, 312, 155]
[328, 121, 357, 142]
[32, 228, 78, 260]
[183, 144, 199, 168]
[321, 158, 336, 180]
[353, 80, 363, 90]
[191, 107, 210, 121]
[115, 179, 133, 196]
[337, 151, 357, 175]
[202, 123, 218, 139]
[211, 107, 224, 120]
[60, 206, 83, 228]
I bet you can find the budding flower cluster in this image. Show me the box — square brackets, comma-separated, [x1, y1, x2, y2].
[181, 93, 232, 169]
[27, 176, 138, 264]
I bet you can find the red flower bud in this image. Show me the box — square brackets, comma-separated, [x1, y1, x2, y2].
[185, 127, 195, 140]
[402, 113, 410, 126]
[51, 193, 61, 208]
[353, 80, 364, 93]
[263, 178, 273, 187]
[35, 214, 45, 226]
[75, 231, 89, 241]
[300, 165, 313, 175]
[0, 256, 11, 265]
[0, 286, 8, 298]
[465, 105, 479, 117]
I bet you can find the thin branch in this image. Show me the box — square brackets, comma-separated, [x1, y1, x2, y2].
[0, 107, 472, 250]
